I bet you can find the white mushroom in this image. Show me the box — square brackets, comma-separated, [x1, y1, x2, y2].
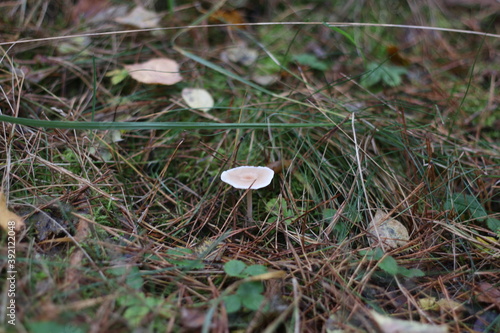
[221, 166, 274, 222]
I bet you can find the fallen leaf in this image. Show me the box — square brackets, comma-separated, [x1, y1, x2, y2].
[25, 202, 76, 241]
[114, 6, 162, 29]
[251, 74, 279, 86]
[180, 307, 207, 330]
[293, 53, 329, 71]
[63, 216, 90, 290]
[418, 297, 438, 311]
[266, 160, 293, 174]
[0, 192, 25, 233]
[125, 58, 182, 85]
[387, 45, 411, 66]
[89, 146, 113, 162]
[474, 236, 499, 256]
[71, 0, 110, 23]
[209, 9, 246, 30]
[106, 68, 129, 85]
[191, 237, 225, 261]
[371, 311, 448, 333]
[367, 210, 410, 250]
[418, 297, 464, 313]
[110, 130, 124, 143]
[57, 36, 91, 55]
[221, 42, 258, 66]
[182, 88, 214, 112]
[475, 282, 500, 310]
[435, 299, 464, 313]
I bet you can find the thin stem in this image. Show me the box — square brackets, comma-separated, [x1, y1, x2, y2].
[246, 191, 254, 224]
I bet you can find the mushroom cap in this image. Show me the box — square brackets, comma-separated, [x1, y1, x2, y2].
[221, 166, 274, 190]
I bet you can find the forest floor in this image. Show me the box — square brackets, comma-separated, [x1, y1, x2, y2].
[0, 1, 499, 332]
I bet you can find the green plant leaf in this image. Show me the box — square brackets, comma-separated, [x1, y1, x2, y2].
[224, 260, 247, 277]
[106, 68, 129, 85]
[369, 253, 425, 277]
[241, 293, 265, 311]
[293, 53, 329, 71]
[362, 63, 407, 87]
[173, 259, 205, 270]
[26, 322, 86, 333]
[444, 193, 484, 217]
[123, 304, 150, 327]
[167, 248, 193, 256]
[266, 198, 280, 214]
[325, 23, 357, 47]
[243, 264, 268, 277]
[399, 267, 425, 278]
[237, 281, 265, 310]
[380, 66, 406, 86]
[166, 248, 205, 270]
[119, 294, 170, 327]
[223, 294, 242, 313]
[378, 255, 399, 275]
[107, 266, 144, 290]
[360, 247, 384, 261]
[445, 193, 499, 232]
[237, 281, 264, 296]
[486, 218, 500, 233]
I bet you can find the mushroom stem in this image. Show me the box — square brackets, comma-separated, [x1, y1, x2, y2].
[246, 191, 254, 224]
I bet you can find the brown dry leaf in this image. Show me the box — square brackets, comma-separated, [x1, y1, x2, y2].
[182, 88, 214, 112]
[367, 210, 409, 250]
[71, 0, 110, 23]
[439, 0, 500, 10]
[125, 58, 182, 85]
[387, 45, 410, 66]
[25, 202, 76, 241]
[0, 192, 25, 233]
[371, 311, 448, 333]
[475, 282, 500, 309]
[114, 6, 162, 29]
[62, 215, 89, 290]
[266, 160, 293, 174]
[180, 307, 209, 330]
[209, 9, 246, 29]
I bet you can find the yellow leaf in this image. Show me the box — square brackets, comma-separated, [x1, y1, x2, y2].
[247, 270, 287, 281]
[418, 297, 438, 311]
[0, 192, 25, 233]
[106, 68, 129, 85]
[435, 299, 464, 313]
[474, 236, 499, 256]
[418, 297, 464, 313]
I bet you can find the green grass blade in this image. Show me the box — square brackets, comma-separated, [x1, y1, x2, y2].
[174, 46, 280, 98]
[0, 114, 337, 130]
[324, 23, 357, 47]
